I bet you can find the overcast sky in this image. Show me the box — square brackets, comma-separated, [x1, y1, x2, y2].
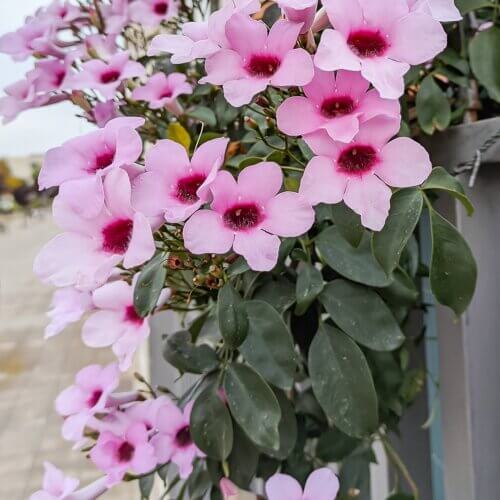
[0, 1, 93, 158]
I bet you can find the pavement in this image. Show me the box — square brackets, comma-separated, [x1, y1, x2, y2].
[0, 211, 136, 499]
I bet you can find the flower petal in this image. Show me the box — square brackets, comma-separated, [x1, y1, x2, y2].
[315, 29, 361, 72]
[265, 473, 303, 500]
[233, 230, 281, 272]
[276, 96, 325, 136]
[360, 57, 409, 99]
[303, 468, 340, 500]
[271, 48, 314, 87]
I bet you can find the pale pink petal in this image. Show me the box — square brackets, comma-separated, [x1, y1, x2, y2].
[299, 156, 348, 205]
[343, 174, 392, 231]
[360, 57, 409, 99]
[388, 12, 447, 65]
[323, 114, 360, 143]
[303, 68, 337, 104]
[266, 19, 302, 57]
[270, 48, 314, 87]
[276, 96, 325, 136]
[358, 0, 409, 30]
[144, 139, 190, 174]
[303, 468, 340, 500]
[148, 33, 192, 58]
[238, 162, 283, 203]
[172, 447, 196, 478]
[358, 89, 401, 122]
[315, 29, 361, 72]
[191, 137, 229, 175]
[55, 386, 87, 416]
[426, 0, 462, 21]
[156, 403, 186, 433]
[82, 311, 124, 348]
[376, 137, 432, 187]
[151, 433, 175, 463]
[265, 473, 303, 500]
[222, 78, 269, 107]
[131, 171, 172, 217]
[354, 116, 401, 148]
[201, 50, 245, 86]
[61, 413, 89, 442]
[183, 210, 235, 255]
[225, 13, 267, 57]
[103, 168, 134, 219]
[130, 444, 157, 475]
[92, 280, 132, 310]
[123, 212, 155, 268]
[56, 177, 105, 220]
[303, 129, 343, 158]
[233, 230, 281, 272]
[39, 145, 87, 189]
[112, 124, 144, 167]
[334, 69, 371, 100]
[210, 171, 240, 213]
[262, 192, 314, 237]
[323, 0, 363, 35]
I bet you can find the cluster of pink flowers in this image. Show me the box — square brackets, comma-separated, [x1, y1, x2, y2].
[0, 0, 461, 498]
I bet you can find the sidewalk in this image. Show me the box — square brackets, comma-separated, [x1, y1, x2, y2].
[0, 211, 135, 499]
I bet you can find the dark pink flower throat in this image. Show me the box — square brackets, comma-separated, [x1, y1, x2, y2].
[102, 218, 134, 254]
[348, 30, 388, 58]
[321, 96, 356, 118]
[246, 54, 281, 78]
[125, 305, 144, 325]
[117, 441, 134, 462]
[175, 425, 192, 447]
[338, 144, 378, 174]
[100, 70, 121, 84]
[176, 174, 205, 204]
[87, 389, 103, 408]
[223, 203, 262, 231]
[154, 1, 168, 15]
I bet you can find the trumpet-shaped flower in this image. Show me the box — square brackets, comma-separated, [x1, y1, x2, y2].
[40, 1, 85, 27]
[152, 402, 204, 478]
[55, 363, 120, 442]
[265, 468, 339, 500]
[131, 72, 192, 112]
[277, 68, 400, 143]
[220, 479, 257, 500]
[132, 137, 229, 222]
[183, 162, 315, 271]
[200, 13, 314, 106]
[101, 0, 131, 34]
[67, 52, 144, 99]
[34, 168, 155, 290]
[130, 0, 179, 27]
[82, 279, 151, 370]
[315, 0, 447, 98]
[277, 0, 318, 34]
[408, 0, 461, 22]
[299, 117, 432, 230]
[39, 116, 144, 218]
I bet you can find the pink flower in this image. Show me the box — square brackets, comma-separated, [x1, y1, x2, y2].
[39, 116, 144, 218]
[84, 34, 118, 61]
[45, 287, 93, 339]
[408, 0, 461, 22]
[131, 72, 192, 113]
[28, 59, 69, 92]
[277, 68, 400, 143]
[200, 13, 314, 106]
[132, 137, 229, 223]
[40, 1, 85, 27]
[82, 279, 151, 370]
[92, 100, 120, 127]
[101, 0, 131, 35]
[0, 79, 50, 123]
[183, 162, 315, 271]
[90, 419, 157, 485]
[315, 0, 447, 98]
[30, 462, 108, 500]
[277, 0, 318, 34]
[151, 402, 204, 478]
[129, 0, 179, 27]
[55, 363, 120, 442]
[125, 396, 175, 431]
[265, 468, 340, 500]
[148, 0, 260, 64]
[299, 117, 432, 231]
[67, 52, 144, 99]
[34, 168, 155, 290]
[220, 479, 257, 500]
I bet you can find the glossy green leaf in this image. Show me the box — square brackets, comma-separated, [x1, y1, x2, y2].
[254, 277, 296, 313]
[224, 364, 281, 450]
[239, 301, 297, 390]
[317, 226, 392, 287]
[316, 427, 361, 462]
[190, 384, 233, 460]
[309, 325, 378, 437]
[217, 283, 248, 349]
[429, 207, 477, 315]
[378, 267, 419, 307]
[457, 0, 494, 13]
[331, 202, 364, 247]
[372, 189, 424, 275]
[133, 252, 167, 317]
[320, 280, 405, 351]
[139, 473, 155, 499]
[186, 106, 217, 127]
[163, 331, 219, 374]
[469, 26, 500, 102]
[422, 167, 474, 216]
[227, 423, 259, 488]
[416, 75, 451, 134]
[295, 263, 324, 316]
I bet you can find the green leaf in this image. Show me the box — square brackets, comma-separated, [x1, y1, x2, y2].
[163, 331, 219, 374]
[217, 283, 249, 349]
[320, 280, 405, 351]
[372, 189, 424, 275]
[317, 226, 392, 287]
[416, 75, 451, 134]
[227, 423, 260, 488]
[133, 252, 167, 317]
[167, 122, 191, 151]
[186, 106, 217, 127]
[457, 0, 494, 14]
[227, 257, 250, 276]
[470, 26, 500, 102]
[331, 202, 364, 247]
[139, 473, 155, 499]
[428, 207, 477, 315]
[316, 427, 361, 462]
[422, 167, 474, 216]
[378, 267, 419, 307]
[254, 277, 296, 313]
[190, 384, 234, 460]
[239, 300, 297, 390]
[295, 263, 324, 316]
[309, 324, 378, 437]
[224, 363, 281, 450]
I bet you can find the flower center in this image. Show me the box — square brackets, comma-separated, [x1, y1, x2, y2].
[175, 425, 192, 448]
[91, 149, 115, 172]
[320, 95, 356, 118]
[117, 441, 135, 462]
[87, 389, 103, 408]
[246, 54, 281, 78]
[176, 174, 205, 204]
[347, 30, 388, 58]
[338, 145, 378, 174]
[223, 203, 262, 231]
[102, 218, 134, 254]
[100, 69, 121, 84]
[159, 88, 173, 99]
[125, 305, 144, 325]
[154, 1, 168, 15]
[55, 69, 66, 87]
